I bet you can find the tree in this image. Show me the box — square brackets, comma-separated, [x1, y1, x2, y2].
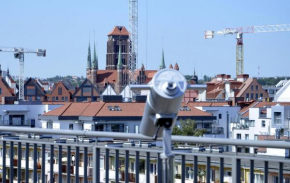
[172, 119, 207, 136]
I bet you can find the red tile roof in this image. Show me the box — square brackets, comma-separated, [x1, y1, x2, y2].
[108, 26, 130, 36]
[43, 102, 213, 118]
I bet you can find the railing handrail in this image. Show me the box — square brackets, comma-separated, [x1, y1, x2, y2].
[0, 126, 290, 149]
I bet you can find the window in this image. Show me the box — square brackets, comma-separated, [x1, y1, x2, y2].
[26, 89, 35, 95]
[36, 96, 41, 101]
[237, 148, 242, 152]
[245, 148, 250, 153]
[260, 93, 263, 98]
[58, 87, 62, 95]
[83, 87, 91, 93]
[88, 156, 93, 167]
[115, 45, 119, 52]
[185, 167, 190, 179]
[125, 125, 129, 133]
[65, 97, 68, 101]
[245, 134, 249, 140]
[52, 97, 55, 101]
[219, 113, 222, 119]
[0, 88, 2, 94]
[251, 85, 254, 91]
[130, 162, 135, 172]
[134, 125, 139, 134]
[121, 45, 126, 53]
[250, 93, 254, 99]
[262, 120, 266, 127]
[254, 135, 258, 141]
[69, 124, 73, 130]
[47, 121, 53, 129]
[61, 97, 64, 101]
[246, 93, 249, 99]
[255, 93, 258, 99]
[256, 85, 258, 91]
[56, 97, 59, 101]
[237, 134, 241, 139]
[274, 112, 282, 124]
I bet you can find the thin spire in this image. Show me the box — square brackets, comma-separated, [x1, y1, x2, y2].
[117, 40, 123, 69]
[87, 40, 92, 69]
[92, 39, 98, 69]
[159, 48, 166, 70]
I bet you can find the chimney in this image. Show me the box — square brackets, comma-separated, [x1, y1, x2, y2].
[237, 74, 249, 82]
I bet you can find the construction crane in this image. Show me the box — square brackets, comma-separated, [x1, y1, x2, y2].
[128, 0, 138, 84]
[0, 47, 46, 100]
[205, 24, 290, 77]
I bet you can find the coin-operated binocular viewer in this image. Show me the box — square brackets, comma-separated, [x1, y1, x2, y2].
[131, 69, 206, 183]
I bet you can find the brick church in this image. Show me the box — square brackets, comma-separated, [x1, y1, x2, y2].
[86, 26, 159, 94]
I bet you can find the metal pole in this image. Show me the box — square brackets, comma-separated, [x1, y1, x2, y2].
[161, 127, 174, 183]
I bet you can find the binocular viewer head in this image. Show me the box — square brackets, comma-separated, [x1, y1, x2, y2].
[139, 69, 187, 138]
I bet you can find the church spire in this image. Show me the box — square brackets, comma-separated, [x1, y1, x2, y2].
[87, 41, 92, 68]
[159, 49, 166, 70]
[117, 41, 123, 69]
[92, 41, 98, 69]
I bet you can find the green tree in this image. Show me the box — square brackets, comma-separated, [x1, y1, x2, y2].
[172, 119, 206, 136]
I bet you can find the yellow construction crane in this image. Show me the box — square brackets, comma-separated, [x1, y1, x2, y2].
[205, 24, 290, 77]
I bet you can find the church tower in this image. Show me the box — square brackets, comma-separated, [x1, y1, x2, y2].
[159, 49, 166, 70]
[86, 41, 92, 80]
[91, 41, 98, 85]
[106, 26, 130, 70]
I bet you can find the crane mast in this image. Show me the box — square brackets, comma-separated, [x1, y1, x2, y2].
[205, 24, 290, 77]
[128, 0, 138, 84]
[0, 47, 46, 100]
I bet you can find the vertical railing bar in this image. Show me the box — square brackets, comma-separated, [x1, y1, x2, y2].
[146, 152, 150, 183]
[67, 146, 71, 183]
[96, 148, 100, 183]
[157, 153, 162, 183]
[76, 146, 80, 183]
[125, 150, 129, 183]
[105, 149, 109, 183]
[250, 160, 254, 183]
[115, 149, 119, 182]
[264, 161, 268, 183]
[58, 145, 63, 183]
[42, 144, 45, 183]
[206, 157, 211, 183]
[84, 147, 88, 183]
[3, 141, 6, 183]
[25, 143, 29, 183]
[9, 141, 14, 182]
[279, 162, 283, 183]
[193, 156, 197, 183]
[135, 151, 140, 183]
[17, 142, 21, 183]
[181, 155, 185, 183]
[50, 145, 54, 183]
[220, 158, 224, 183]
[33, 143, 37, 183]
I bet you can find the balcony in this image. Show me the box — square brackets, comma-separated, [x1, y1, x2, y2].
[0, 120, 31, 126]
[0, 127, 289, 183]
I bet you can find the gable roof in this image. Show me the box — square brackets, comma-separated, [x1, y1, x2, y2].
[236, 78, 253, 97]
[24, 78, 46, 95]
[72, 79, 99, 97]
[108, 26, 130, 36]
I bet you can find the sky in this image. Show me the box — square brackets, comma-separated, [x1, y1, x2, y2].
[0, 0, 289, 79]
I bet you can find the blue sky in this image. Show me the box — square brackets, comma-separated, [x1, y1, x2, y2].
[0, 0, 289, 78]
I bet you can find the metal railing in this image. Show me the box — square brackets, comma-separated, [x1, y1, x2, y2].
[0, 120, 31, 126]
[0, 127, 289, 183]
